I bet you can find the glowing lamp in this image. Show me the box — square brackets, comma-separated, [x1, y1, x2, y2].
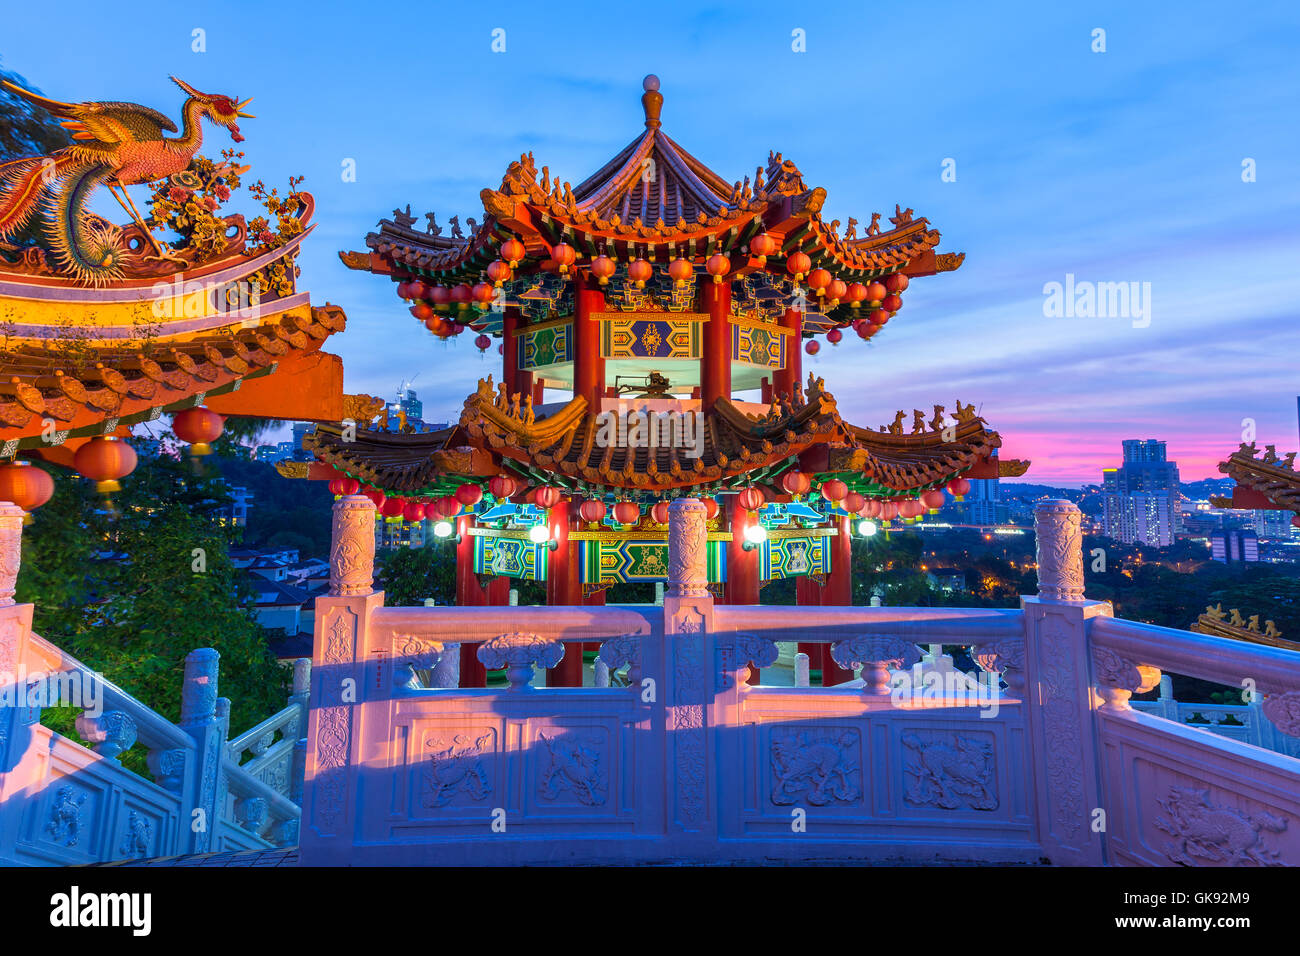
[528, 523, 551, 544]
[433, 520, 455, 538]
[857, 519, 879, 537]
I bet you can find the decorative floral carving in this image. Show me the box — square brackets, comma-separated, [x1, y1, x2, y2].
[119, 810, 152, 859]
[236, 797, 269, 834]
[718, 633, 779, 689]
[329, 495, 376, 596]
[1092, 647, 1160, 711]
[901, 732, 998, 810]
[0, 502, 23, 606]
[973, 639, 1026, 695]
[598, 633, 643, 686]
[1039, 618, 1085, 839]
[422, 732, 492, 807]
[1034, 500, 1085, 601]
[1262, 692, 1300, 738]
[477, 633, 564, 690]
[538, 731, 607, 805]
[75, 710, 138, 759]
[45, 786, 87, 847]
[831, 635, 921, 694]
[673, 630, 706, 825]
[392, 634, 445, 689]
[667, 498, 710, 598]
[770, 728, 861, 806]
[1154, 787, 1287, 866]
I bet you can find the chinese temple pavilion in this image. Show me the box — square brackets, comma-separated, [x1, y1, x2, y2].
[307, 76, 1027, 687]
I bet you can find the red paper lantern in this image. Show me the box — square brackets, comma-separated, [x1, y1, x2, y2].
[450, 283, 472, 309]
[532, 486, 561, 509]
[826, 328, 843, 345]
[856, 322, 873, 340]
[650, 501, 670, 524]
[805, 340, 820, 356]
[475, 334, 492, 351]
[500, 238, 526, 268]
[472, 282, 495, 307]
[362, 486, 386, 507]
[628, 258, 653, 288]
[403, 499, 426, 522]
[550, 242, 576, 274]
[0, 461, 54, 512]
[455, 483, 483, 506]
[486, 260, 512, 287]
[806, 268, 832, 295]
[870, 308, 890, 326]
[436, 495, 460, 518]
[411, 303, 433, 322]
[826, 278, 847, 305]
[846, 282, 868, 308]
[737, 487, 765, 513]
[487, 475, 518, 499]
[706, 253, 731, 283]
[843, 491, 866, 514]
[407, 280, 428, 300]
[613, 501, 641, 525]
[922, 489, 946, 512]
[881, 293, 903, 313]
[579, 498, 607, 524]
[900, 498, 925, 520]
[380, 497, 405, 518]
[329, 476, 360, 496]
[396, 281, 411, 300]
[590, 255, 616, 285]
[947, 477, 971, 501]
[884, 272, 910, 293]
[429, 284, 451, 308]
[781, 471, 811, 497]
[821, 479, 848, 503]
[702, 497, 719, 520]
[668, 257, 693, 287]
[786, 251, 811, 281]
[74, 437, 138, 492]
[880, 500, 899, 521]
[861, 498, 882, 518]
[865, 281, 886, 302]
[749, 232, 778, 264]
[173, 406, 225, 456]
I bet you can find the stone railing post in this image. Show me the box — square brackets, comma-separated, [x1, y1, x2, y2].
[289, 658, 310, 806]
[0, 500, 22, 608]
[179, 647, 227, 854]
[662, 498, 716, 838]
[0, 503, 37, 864]
[301, 495, 383, 865]
[1020, 499, 1108, 865]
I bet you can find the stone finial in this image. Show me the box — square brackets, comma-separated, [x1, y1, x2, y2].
[291, 658, 312, 697]
[667, 498, 709, 598]
[329, 494, 377, 597]
[0, 501, 24, 606]
[642, 74, 663, 129]
[181, 647, 220, 724]
[1034, 499, 1085, 601]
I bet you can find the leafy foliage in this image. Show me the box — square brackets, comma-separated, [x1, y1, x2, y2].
[0, 61, 71, 162]
[376, 542, 456, 606]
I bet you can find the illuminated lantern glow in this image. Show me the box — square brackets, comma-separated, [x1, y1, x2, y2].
[550, 242, 577, 274]
[472, 282, 496, 308]
[429, 284, 451, 308]
[846, 282, 867, 308]
[881, 293, 903, 313]
[749, 232, 778, 265]
[362, 486, 386, 507]
[407, 280, 428, 301]
[786, 251, 811, 282]
[329, 476, 360, 496]
[173, 406, 225, 456]
[826, 327, 843, 345]
[781, 471, 811, 497]
[922, 489, 946, 513]
[410, 302, 433, 322]
[579, 498, 607, 524]
[486, 260, 512, 287]
[627, 258, 653, 289]
[436, 495, 461, 518]
[0, 460, 54, 512]
[900, 498, 925, 520]
[865, 280, 887, 303]
[805, 340, 820, 356]
[861, 498, 882, 518]
[650, 501, 670, 524]
[475, 334, 492, 351]
[590, 255, 616, 285]
[455, 483, 483, 506]
[532, 486, 561, 510]
[500, 238, 526, 268]
[821, 478, 848, 503]
[843, 491, 866, 514]
[826, 278, 847, 306]
[380, 497, 405, 518]
[613, 500, 641, 526]
[450, 283, 473, 309]
[73, 437, 138, 493]
[425, 317, 452, 337]
[947, 476, 971, 501]
[806, 268, 832, 296]
[885, 272, 910, 293]
[668, 257, 693, 287]
[706, 253, 731, 284]
[856, 322, 873, 340]
[870, 308, 890, 326]
[702, 497, 719, 520]
[737, 487, 765, 513]
[403, 500, 426, 522]
[487, 475, 518, 499]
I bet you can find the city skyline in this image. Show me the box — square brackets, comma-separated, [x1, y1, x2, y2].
[5, 0, 1298, 485]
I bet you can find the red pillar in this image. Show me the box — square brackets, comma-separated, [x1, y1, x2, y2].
[724, 494, 762, 682]
[503, 306, 533, 397]
[455, 515, 488, 687]
[701, 279, 732, 408]
[773, 306, 802, 400]
[545, 499, 584, 686]
[573, 275, 605, 407]
[810, 517, 855, 685]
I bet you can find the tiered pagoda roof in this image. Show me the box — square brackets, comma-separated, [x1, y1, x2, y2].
[1215, 443, 1300, 519]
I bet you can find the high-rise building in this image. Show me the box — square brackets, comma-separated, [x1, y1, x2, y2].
[1211, 529, 1259, 563]
[1102, 440, 1181, 546]
[965, 477, 1001, 526]
[1255, 510, 1295, 539]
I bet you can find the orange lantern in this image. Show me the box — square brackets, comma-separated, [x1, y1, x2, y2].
[0, 461, 54, 513]
[843, 491, 866, 514]
[922, 489, 946, 513]
[500, 238, 526, 268]
[885, 272, 910, 293]
[701, 497, 720, 520]
[429, 284, 451, 308]
[550, 242, 576, 274]
[579, 498, 607, 524]
[628, 258, 653, 288]
[486, 260, 512, 287]
[590, 255, 616, 285]
[450, 283, 473, 309]
[749, 232, 778, 264]
[650, 501, 670, 524]
[613, 501, 641, 526]
[706, 253, 731, 284]
[846, 282, 867, 308]
[781, 471, 811, 497]
[329, 476, 360, 496]
[786, 251, 811, 282]
[821, 478, 848, 503]
[865, 280, 887, 303]
[173, 406, 226, 456]
[947, 477, 971, 501]
[806, 268, 832, 296]
[826, 278, 847, 306]
[668, 257, 693, 287]
[74, 437, 138, 493]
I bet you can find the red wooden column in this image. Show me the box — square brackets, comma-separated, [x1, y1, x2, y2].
[572, 275, 606, 407]
[545, 499, 585, 686]
[811, 517, 855, 685]
[502, 305, 534, 398]
[456, 515, 488, 687]
[796, 572, 822, 685]
[700, 278, 732, 409]
[724, 494, 762, 683]
[773, 306, 802, 399]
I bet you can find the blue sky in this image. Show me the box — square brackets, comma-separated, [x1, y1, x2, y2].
[5, 0, 1299, 484]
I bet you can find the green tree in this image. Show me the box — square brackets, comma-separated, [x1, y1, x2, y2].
[376, 542, 457, 606]
[0, 60, 71, 162]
